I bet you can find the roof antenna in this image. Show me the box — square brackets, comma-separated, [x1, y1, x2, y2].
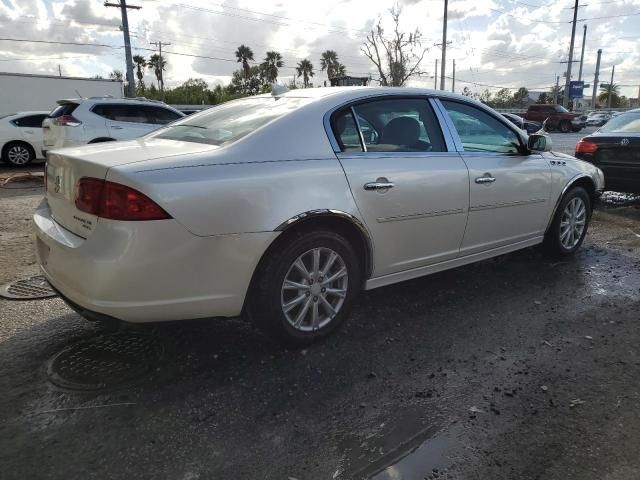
[75, 89, 83, 98]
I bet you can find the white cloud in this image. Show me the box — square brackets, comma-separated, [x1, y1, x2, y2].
[0, 0, 638, 97]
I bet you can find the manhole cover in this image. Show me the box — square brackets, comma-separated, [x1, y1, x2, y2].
[0, 275, 57, 300]
[47, 331, 164, 390]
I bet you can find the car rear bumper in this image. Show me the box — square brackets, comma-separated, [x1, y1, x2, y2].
[33, 199, 278, 323]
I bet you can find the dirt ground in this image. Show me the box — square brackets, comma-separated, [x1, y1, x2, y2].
[1, 163, 640, 480]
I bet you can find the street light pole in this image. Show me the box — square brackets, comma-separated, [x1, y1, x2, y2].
[578, 24, 587, 81]
[592, 49, 602, 108]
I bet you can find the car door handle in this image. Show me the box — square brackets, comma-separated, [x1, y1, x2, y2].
[111, 126, 124, 130]
[475, 174, 496, 185]
[364, 181, 394, 191]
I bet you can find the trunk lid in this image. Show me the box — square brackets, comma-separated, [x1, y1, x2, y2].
[45, 138, 218, 238]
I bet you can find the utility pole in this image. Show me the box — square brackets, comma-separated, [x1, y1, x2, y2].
[553, 75, 560, 104]
[592, 49, 602, 108]
[578, 24, 587, 81]
[150, 40, 171, 91]
[452, 59, 456, 93]
[439, 0, 448, 91]
[563, 0, 579, 108]
[105, 0, 140, 98]
[434, 59, 438, 89]
[607, 65, 615, 108]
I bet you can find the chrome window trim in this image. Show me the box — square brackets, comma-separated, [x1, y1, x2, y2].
[336, 151, 464, 160]
[322, 94, 449, 154]
[350, 106, 367, 152]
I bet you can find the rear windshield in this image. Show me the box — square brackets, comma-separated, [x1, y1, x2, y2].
[150, 96, 311, 146]
[48, 103, 78, 118]
[599, 112, 640, 133]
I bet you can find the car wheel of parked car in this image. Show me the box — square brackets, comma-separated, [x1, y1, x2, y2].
[544, 186, 591, 256]
[559, 120, 571, 133]
[248, 229, 361, 346]
[2, 141, 35, 166]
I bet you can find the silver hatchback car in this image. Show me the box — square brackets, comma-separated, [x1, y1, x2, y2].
[35, 87, 604, 344]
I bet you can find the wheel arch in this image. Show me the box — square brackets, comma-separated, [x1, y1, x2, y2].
[243, 210, 373, 315]
[546, 174, 597, 233]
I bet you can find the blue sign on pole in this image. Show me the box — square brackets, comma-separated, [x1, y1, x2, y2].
[569, 81, 584, 99]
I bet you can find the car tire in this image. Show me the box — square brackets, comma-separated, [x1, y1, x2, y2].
[559, 121, 571, 133]
[247, 229, 361, 346]
[544, 186, 591, 256]
[2, 141, 35, 166]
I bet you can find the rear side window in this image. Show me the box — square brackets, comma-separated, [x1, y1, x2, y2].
[332, 97, 446, 153]
[92, 104, 149, 124]
[48, 103, 78, 118]
[12, 114, 47, 128]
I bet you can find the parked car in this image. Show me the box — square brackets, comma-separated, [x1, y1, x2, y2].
[34, 87, 604, 345]
[502, 113, 541, 134]
[41, 97, 184, 155]
[0, 111, 48, 166]
[586, 112, 612, 127]
[524, 104, 584, 133]
[576, 108, 640, 193]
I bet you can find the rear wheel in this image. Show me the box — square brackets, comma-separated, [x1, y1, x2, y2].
[248, 229, 361, 346]
[544, 186, 591, 255]
[559, 120, 571, 133]
[2, 141, 35, 166]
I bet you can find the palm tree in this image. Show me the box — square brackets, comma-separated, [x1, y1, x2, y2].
[336, 63, 346, 77]
[296, 59, 314, 88]
[320, 50, 339, 80]
[147, 54, 167, 91]
[133, 55, 146, 91]
[235, 45, 254, 80]
[260, 51, 283, 84]
[598, 82, 621, 107]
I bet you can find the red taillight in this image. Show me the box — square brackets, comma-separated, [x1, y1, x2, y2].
[75, 177, 171, 221]
[576, 140, 598, 155]
[54, 115, 82, 127]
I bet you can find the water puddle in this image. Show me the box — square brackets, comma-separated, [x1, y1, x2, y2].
[369, 428, 459, 480]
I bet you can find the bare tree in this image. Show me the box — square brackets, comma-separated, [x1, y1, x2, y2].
[361, 5, 428, 87]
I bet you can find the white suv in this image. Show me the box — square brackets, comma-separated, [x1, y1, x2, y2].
[42, 97, 184, 154]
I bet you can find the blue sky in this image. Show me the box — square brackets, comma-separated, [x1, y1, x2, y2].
[0, 0, 638, 98]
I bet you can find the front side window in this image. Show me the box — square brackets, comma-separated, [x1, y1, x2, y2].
[151, 96, 311, 146]
[441, 100, 522, 154]
[332, 97, 445, 153]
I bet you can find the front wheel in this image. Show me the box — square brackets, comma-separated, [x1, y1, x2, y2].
[559, 120, 571, 133]
[544, 186, 591, 255]
[247, 230, 361, 346]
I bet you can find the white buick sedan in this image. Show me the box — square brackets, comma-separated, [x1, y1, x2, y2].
[34, 87, 604, 344]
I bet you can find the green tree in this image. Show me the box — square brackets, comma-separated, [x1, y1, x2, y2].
[537, 92, 549, 104]
[513, 87, 529, 108]
[479, 89, 492, 104]
[598, 82, 621, 107]
[320, 50, 340, 80]
[133, 55, 146, 91]
[147, 54, 167, 91]
[462, 86, 474, 97]
[296, 59, 314, 88]
[109, 70, 123, 81]
[336, 63, 346, 77]
[494, 88, 513, 108]
[260, 51, 283, 85]
[235, 44, 254, 80]
[230, 66, 265, 95]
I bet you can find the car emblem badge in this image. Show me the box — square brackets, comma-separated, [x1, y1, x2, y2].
[54, 175, 62, 193]
[620, 138, 630, 146]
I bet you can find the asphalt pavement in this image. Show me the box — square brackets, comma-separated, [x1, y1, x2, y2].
[1, 129, 640, 480]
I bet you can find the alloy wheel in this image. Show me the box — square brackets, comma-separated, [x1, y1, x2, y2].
[7, 145, 31, 165]
[280, 247, 348, 332]
[560, 197, 586, 250]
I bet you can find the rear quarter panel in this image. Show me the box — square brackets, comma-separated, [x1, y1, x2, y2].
[107, 102, 362, 236]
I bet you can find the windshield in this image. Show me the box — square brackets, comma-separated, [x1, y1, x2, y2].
[150, 96, 311, 146]
[599, 111, 640, 133]
[555, 105, 569, 113]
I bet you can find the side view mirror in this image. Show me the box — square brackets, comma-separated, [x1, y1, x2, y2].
[528, 133, 552, 152]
